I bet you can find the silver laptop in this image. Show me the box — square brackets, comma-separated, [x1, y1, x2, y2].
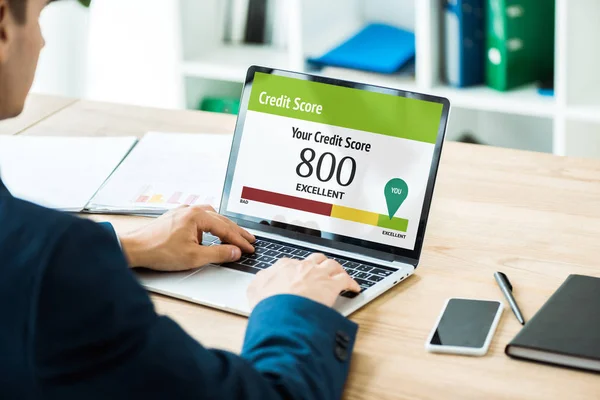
[137, 66, 450, 317]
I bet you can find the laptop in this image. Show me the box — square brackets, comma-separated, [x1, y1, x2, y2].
[136, 66, 450, 317]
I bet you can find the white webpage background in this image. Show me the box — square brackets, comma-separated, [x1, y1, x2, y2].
[227, 111, 435, 250]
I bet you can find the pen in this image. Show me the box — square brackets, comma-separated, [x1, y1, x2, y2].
[494, 272, 525, 325]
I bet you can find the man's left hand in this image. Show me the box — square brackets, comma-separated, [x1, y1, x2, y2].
[119, 205, 255, 271]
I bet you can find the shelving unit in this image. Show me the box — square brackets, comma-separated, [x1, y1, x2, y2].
[430, 85, 555, 118]
[172, 0, 600, 158]
[567, 106, 600, 124]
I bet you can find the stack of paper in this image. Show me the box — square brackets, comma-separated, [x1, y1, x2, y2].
[0, 136, 137, 211]
[86, 132, 232, 215]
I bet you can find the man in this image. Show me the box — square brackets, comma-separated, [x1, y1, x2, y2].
[0, 1, 361, 399]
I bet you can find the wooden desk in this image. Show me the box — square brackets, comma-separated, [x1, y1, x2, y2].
[19, 99, 600, 399]
[21, 99, 236, 138]
[0, 94, 76, 135]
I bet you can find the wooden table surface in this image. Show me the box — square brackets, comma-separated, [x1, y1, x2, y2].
[0, 94, 76, 136]
[10, 96, 600, 399]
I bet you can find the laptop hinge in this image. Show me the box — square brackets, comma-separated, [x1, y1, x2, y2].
[353, 249, 417, 267]
[334, 244, 417, 267]
[391, 255, 418, 268]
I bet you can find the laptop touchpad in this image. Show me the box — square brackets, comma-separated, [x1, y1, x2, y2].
[176, 266, 253, 313]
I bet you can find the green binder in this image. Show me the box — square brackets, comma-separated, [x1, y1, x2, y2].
[486, 0, 555, 91]
[199, 97, 240, 115]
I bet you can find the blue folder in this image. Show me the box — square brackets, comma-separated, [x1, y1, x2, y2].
[308, 23, 416, 74]
[444, 0, 485, 87]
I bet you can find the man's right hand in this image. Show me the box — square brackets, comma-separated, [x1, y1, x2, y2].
[247, 253, 361, 308]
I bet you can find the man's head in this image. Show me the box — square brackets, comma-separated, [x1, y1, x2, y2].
[0, 0, 49, 120]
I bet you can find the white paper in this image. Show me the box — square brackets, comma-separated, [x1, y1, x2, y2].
[0, 136, 137, 211]
[87, 132, 232, 214]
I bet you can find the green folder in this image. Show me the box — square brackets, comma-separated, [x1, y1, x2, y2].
[486, 0, 555, 91]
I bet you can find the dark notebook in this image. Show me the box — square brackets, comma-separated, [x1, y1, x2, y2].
[506, 274, 600, 372]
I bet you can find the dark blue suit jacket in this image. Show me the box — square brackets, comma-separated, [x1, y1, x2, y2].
[0, 179, 358, 399]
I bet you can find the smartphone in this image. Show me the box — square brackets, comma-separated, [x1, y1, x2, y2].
[425, 298, 503, 356]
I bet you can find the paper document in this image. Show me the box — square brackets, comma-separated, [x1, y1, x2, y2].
[87, 132, 232, 215]
[0, 136, 137, 211]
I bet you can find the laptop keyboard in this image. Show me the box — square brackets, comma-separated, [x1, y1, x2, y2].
[202, 234, 395, 298]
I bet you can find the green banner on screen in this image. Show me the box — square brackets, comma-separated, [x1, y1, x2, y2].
[248, 72, 444, 144]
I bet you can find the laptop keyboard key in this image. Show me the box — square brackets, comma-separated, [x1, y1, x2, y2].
[241, 259, 258, 266]
[356, 265, 372, 273]
[279, 247, 295, 254]
[355, 272, 370, 280]
[255, 262, 271, 269]
[267, 243, 282, 250]
[368, 274, 384, 282]
[264, 250, 280, 257]
[354, 278, 375, 288]
[257, 255, 275, 264]
[345, 261, 360, 269]
[291, 249, 310, 257]
[370, 268, 393, 277]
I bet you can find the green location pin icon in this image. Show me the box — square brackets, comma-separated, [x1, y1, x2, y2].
[384, 178, 409, 219]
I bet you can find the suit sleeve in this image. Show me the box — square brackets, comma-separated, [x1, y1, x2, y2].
[34, 219, 358, 400]
[97, 221, 121, 247]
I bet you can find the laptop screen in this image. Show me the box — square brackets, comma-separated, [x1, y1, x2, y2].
[221, 67, 449, 261]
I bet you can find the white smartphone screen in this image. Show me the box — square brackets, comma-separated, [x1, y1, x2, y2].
[429, 298, 502, 348]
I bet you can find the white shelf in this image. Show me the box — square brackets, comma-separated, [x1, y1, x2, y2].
[182, 45, 290, 82]
[318, 67, 554, 118]
[430, 84, 556, 118]
[566, 105, 600, 123]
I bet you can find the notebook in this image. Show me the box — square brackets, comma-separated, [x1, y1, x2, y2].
[0, 136, 137, 211]
[505, 274, 600, 372]
[86, 132, 232, 215]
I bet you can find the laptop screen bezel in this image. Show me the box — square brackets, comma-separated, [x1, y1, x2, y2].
[219, 66, 450, 266]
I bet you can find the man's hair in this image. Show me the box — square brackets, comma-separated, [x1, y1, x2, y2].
[7, 0, 27, 23]
[7, 0, 58, 24]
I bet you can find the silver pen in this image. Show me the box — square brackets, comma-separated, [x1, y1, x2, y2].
[494, 272, 525, 325]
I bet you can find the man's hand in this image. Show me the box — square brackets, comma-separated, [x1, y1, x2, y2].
[247, 253, 361, 308]
[119, 205, 255, 271]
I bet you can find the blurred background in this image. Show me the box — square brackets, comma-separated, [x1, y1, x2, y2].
[32, 0, 600, 158]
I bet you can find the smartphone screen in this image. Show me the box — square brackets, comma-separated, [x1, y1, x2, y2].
[429, 299, 501, 348]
